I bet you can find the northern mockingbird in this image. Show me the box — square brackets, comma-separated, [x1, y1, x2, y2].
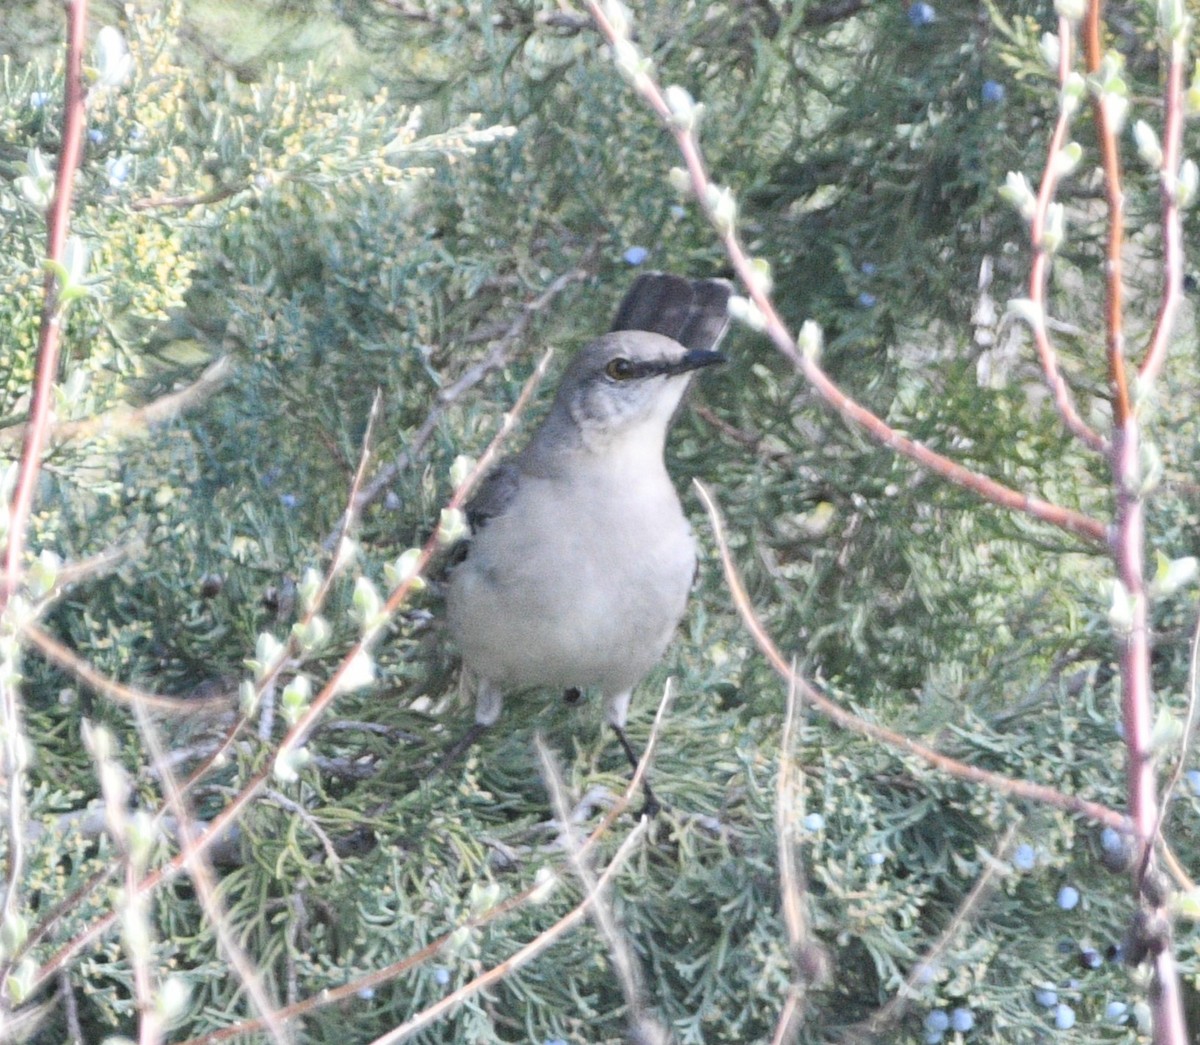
[446, 273, 732, 812]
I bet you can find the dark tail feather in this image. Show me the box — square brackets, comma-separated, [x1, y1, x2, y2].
[676, 278, 733, 351]
[610, 272, 733, 351]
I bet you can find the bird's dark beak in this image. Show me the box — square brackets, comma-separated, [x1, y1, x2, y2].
[667, 349, 726, 376]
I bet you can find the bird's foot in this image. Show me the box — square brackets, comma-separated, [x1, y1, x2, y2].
[438, 721, 487, 773]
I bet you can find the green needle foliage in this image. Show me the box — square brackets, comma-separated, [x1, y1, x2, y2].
[3, 0, 1200, 1042]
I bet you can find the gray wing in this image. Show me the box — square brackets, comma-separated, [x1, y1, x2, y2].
[445, 459, 521, 566]
[609, 272, 733, 352]
[463, 459, 521, 533]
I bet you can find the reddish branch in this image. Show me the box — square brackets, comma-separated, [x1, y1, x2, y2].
[1, 0, 89, 607]
[589, 1, 1192, 1038]
[1082, 2, 1188, 1041]
[697, 482, 1126, 831]
[1082, 1, 1131, 426]
[24, 351, 554, 999]
[1140, 33, 1187, 386]
[0, 0, 89, 1002]
[1090, 1, 1191, 1040]
[1027, 16, 1108, 454]
[586, 0, 1108, 548]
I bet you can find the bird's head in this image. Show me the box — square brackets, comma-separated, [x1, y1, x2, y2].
[552, 330, 724, 451]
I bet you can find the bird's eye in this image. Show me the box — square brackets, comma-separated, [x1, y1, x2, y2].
[605, 357, 635, 381]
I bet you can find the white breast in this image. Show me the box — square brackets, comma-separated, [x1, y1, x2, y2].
[447, 461, 696, 698]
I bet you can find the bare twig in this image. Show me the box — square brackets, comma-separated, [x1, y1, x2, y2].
[1082, 0, 1189, 1036]
[585, 0, 1108, 547]
[59, 970, 83, 1044]
[48, 540, 141, 589]
[770, 665, 817, 1045]
[311, 389, 385, 602]
[129, 184, 242, 211]
[692, 403, 796, 464]
[0, 2, 89, 1002]
[0, 356, 233, 452]
[695, 481, 1126, 830]
[24, 624, 233, 714]
[133, 701, 290, 1044]
[1144, 611, 1200, 885]
[1138, 17, 1186, 385]
[1026, 15, 1108, 454]
[802, 0, 865, 28]
[0, 0, 89, 606]
[1083, 3, 1130, 428]
[173, 675, 677, 1044]
[368, 820, 649, 1045]
[265, 789, 342, 874]
[127, 851, 157, 1045]
[537, 736, 667, 1043]
[1159, 838, 1197, 893]
[26, 350, 554, 1000]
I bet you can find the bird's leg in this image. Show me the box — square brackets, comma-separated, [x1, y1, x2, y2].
[437, 678, 503, 772]
[611, 724, 661, 818]
[439, 720, 489, 771]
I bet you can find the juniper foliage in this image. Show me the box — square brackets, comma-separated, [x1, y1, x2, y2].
[2, 1, 1199, 1042]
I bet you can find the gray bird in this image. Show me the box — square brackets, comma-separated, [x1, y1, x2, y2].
[445, 273, 732, 813]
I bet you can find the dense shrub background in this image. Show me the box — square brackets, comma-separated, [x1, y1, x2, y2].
[3, 0, 1200, 1041]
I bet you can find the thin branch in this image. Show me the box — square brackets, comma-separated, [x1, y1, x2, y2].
[537, 736, 666, 1043]
[1159, 837, 1197, 893]
[172, 675, 677, 1044]
[776, 665, 806, 966]
[264, 789, 342, 873]
[1083, 0, 1130, 426]
[585, 0, 1108, 547]
[0, 356, 233, 452]
[26, 350, 554, 1000]
[802, 0, 866, 28]
[692, 403, 797, 465]
[59, 970, 83, 1045]
[129, 184, 242, 211]
[133, 701, 290, 1044]
[695, 481, 1126, 830]
[46, 540, 141, 591]
[367, 820, 649, 1045]
[1139, 22, 1187, 384]
[770, 664, 818, 1045]
[1026, 16, 1108, 454]
[1083, 0, 1189, 1036]
[0, 2, 89, 997]
[312, 389, 384, 598]
[24, 624, 233, 714]
[127, 851, 158, 1045]
[1144, 610, 1200, 885]
[0, 0, 89, 606]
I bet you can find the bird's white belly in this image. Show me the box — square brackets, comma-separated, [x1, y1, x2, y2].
[447, 474, 696, 697]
